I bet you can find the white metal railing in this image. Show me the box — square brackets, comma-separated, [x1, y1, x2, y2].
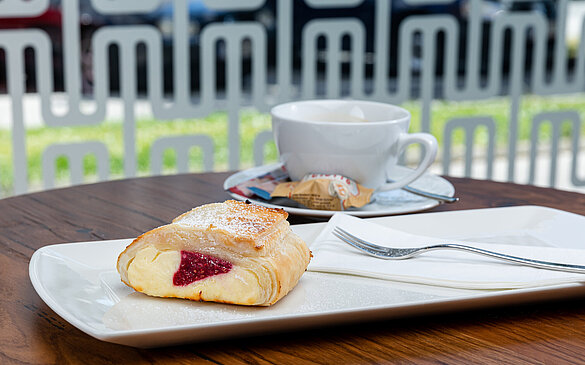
[0, 0, 584, 197]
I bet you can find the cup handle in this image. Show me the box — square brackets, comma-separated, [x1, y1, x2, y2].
[377, 133, 438, 192]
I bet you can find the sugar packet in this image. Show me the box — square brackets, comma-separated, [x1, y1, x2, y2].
[271, 173, 374, 211]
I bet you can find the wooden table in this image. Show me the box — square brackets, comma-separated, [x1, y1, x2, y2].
[2, 173, 585, 364]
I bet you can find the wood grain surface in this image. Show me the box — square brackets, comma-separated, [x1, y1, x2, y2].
[2, 173, 585, 364]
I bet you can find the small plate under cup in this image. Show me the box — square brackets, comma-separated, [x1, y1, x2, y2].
[223, 163, 456, 217]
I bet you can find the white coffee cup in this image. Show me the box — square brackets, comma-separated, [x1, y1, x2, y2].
[271, 99, 438, 191]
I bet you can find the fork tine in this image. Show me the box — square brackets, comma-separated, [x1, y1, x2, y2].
[332, 227, 386, 256]
[334, 227, 384, 250]
[332, 228, 372, 252]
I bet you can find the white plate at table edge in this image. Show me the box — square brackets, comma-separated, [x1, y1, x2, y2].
[223, 163, 456, 217]
[29, 206, 585, 348]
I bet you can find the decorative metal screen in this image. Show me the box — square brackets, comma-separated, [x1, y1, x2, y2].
[0, 0, 584, 197]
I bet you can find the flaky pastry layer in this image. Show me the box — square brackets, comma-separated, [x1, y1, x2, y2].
[117, 200, 311, 306]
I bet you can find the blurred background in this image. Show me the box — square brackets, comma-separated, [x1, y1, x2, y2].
[0, 0, 584, 197]
[0, 0, 563, 94]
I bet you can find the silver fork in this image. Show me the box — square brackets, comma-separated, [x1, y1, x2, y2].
[332, 227, 585, 274]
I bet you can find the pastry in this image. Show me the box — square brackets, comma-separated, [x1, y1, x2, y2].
[117, 200, 311, 306]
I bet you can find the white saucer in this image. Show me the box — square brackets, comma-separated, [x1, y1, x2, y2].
[223, 163, 455, 217]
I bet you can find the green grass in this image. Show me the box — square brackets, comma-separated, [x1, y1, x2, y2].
[407, 94, 585, 144]
[1, 94, 585, 195]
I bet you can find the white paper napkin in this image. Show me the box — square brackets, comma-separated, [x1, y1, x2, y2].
[307, 213, 585, 289]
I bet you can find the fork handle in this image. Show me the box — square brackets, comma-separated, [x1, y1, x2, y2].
[423, 244, 585, 274]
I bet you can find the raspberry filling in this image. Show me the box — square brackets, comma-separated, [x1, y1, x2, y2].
[173, 251, 232, 286]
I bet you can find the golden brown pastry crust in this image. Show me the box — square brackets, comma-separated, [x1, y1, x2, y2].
[117, 200, 311, 306]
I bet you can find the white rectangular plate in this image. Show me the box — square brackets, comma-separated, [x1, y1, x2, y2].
[29, 206, 585, 348]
